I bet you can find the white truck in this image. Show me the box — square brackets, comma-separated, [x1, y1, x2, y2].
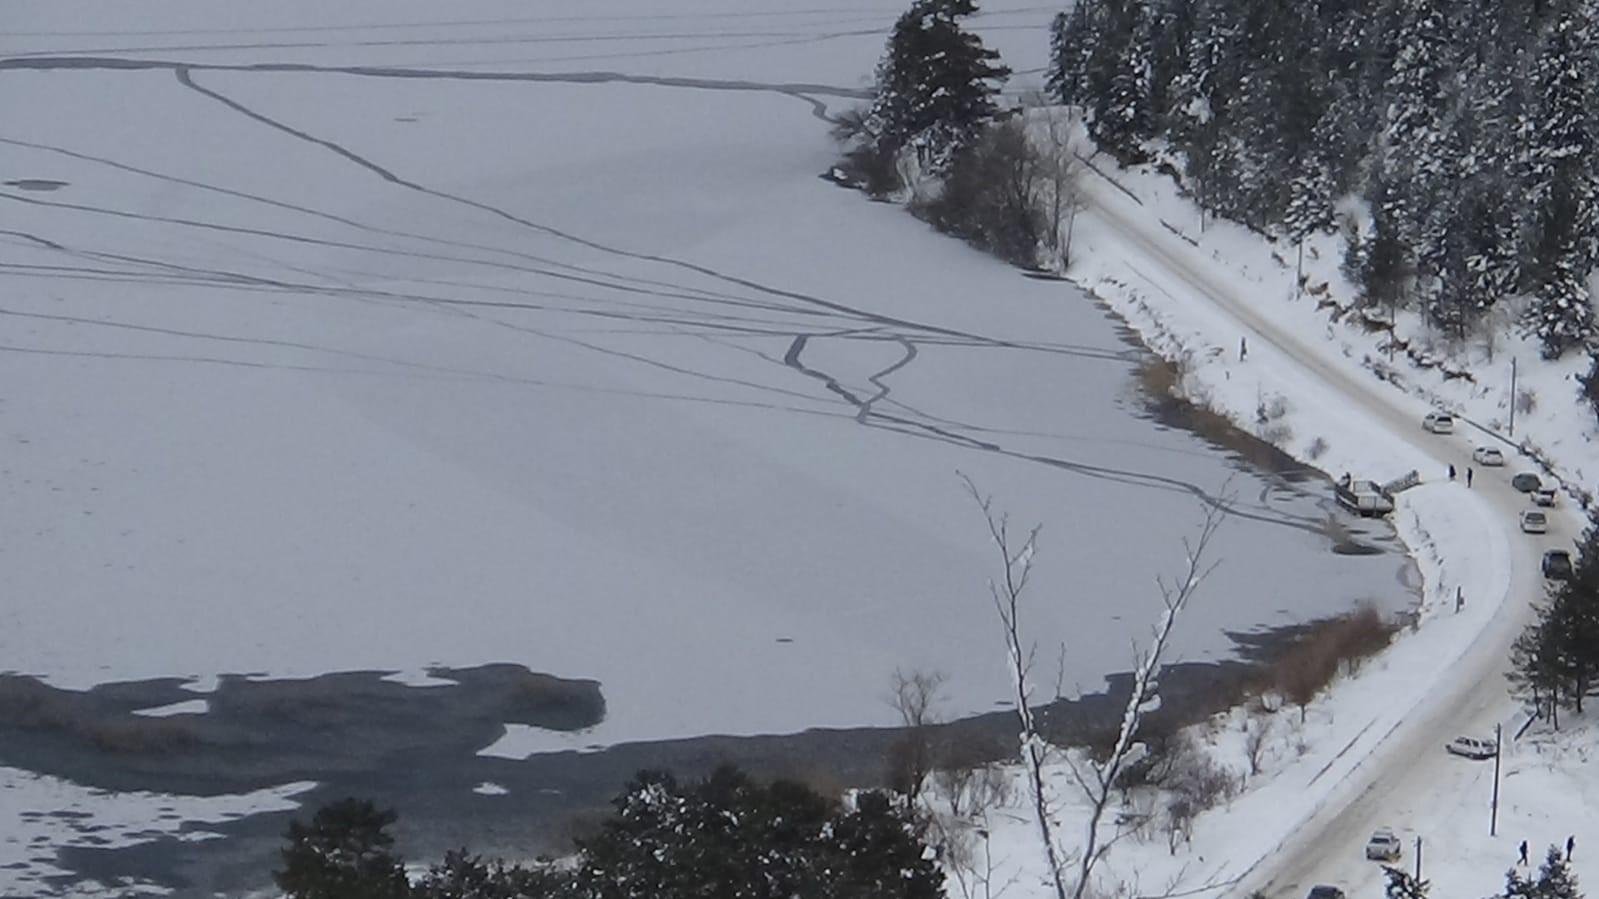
[1336, 474, 1395, 516]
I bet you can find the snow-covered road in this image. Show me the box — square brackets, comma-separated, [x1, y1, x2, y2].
[1072, 158, 1580, 896]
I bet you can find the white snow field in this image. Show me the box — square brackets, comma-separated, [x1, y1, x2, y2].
[0, 2, 1407, 749]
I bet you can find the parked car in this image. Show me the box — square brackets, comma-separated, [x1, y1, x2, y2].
[1336, 475, 1395, 516]
[1521, 509, 1549, 534]
[1307, 887, 1347, 899]
[1512, 472, 1543, 493]
[1472, 446, 1506, 466]
[1423, 412, 1455, 434]
[1367, 827, 1403, 861]
[1534, 487, 1559, 507]
[1544, 550, 1574, 581]
[1446, 735, 1498, 759]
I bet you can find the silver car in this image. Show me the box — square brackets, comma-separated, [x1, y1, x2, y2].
[1423, 412, 1455, 434]
[1446, 736, 1497, 759]
[1472, 446, 1505, 466]
[1521, 510, 1549, 534]
[1366, 827, 1403, 861]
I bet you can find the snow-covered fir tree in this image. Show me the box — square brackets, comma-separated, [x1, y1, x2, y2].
[1523, 7, 1599, 355]
[868, 0, 1010, 174]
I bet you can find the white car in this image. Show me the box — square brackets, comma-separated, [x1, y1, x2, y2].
[1446, 735, 1498, 759]
[1534, 487, 1559, 507]
[1521, 509, 1549, 534]
[1366, 827, 1403, 861]
[1423, 412, 1455, 434]
[1472, 446, 1505, 466]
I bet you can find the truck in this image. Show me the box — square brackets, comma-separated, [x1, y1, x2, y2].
[1336, 474, 1395, 516]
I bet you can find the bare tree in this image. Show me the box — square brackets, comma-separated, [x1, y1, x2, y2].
[965, 474, 1225, 899]
[888, 668, 947, 811]
[1064, 502, 1223, 899]
[963, 474, 1069, 899]
[1243, 714, 1273, 779]
[1037, 105, 1085, 268]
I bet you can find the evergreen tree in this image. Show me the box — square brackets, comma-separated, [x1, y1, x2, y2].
[573, 766, 941, 899]
[825, 791, 945, 898]
[275, 799, 411, 899]
[868, 0, 1010, 174]
[1380, 0, 1453, 273]
[1507, 865, 1540, 899]
[1383, 864, 1430, 899]
[1048, 1, 1103, 108]
[1534, 844, 1584, 899]
[1363, 175, 1412, 309]
[1522, 8, 1599, 356]
[1086, 0, 1156, 162]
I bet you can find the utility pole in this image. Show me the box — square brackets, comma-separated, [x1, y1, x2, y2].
[1491, 723, 1503, 836]
[1415, 836, 1423, 881]
[1295, 240, 1305, 300]
[1509, 358, 1519, 437]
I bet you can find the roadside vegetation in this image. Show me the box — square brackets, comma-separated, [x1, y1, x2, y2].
[1510, 516, 1599, 728]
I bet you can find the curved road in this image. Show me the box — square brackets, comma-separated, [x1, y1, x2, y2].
[1075, 169, 1579, 898]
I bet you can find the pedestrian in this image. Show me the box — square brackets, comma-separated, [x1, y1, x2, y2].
[1568, 835, 1576, 860]
[1520, 840, 1530, 866]
[1449, 463, 1457, 480]
[1240, 336, 1248, 361]
[1456, 587, 1465, 613]
[1467, 467, 1474, 488]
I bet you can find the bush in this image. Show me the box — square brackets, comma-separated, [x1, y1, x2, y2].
[913, 119, 1046, 267]
[1274, 605, 1397, 721]
[836, 142, 903, 199]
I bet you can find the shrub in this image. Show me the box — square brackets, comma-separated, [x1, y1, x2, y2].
[913, 119, 1046, 267]
[1273, 605, 1397, 721]
[1582, 354, 1599, 423]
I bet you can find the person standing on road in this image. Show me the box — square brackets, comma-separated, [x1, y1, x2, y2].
[1456, 587, 1465, 613]
[1449, 463, 1457, 480]
[1520, 840, 1530, 865]
[1568, 835, 1576, 860]
[1240, 336, 1248, 361]
[1467, 467, 1474, 488]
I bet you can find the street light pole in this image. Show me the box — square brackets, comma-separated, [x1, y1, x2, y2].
[1491, 723, 1503, 836]
[1510, 358, 1519, 437]
[1415, 836, 1423, 881]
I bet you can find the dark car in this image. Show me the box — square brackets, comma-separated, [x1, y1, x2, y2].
[1512, 472, 1543, 493]
[1308, 888, 1347, 899]
[1544, 550, 1574, 580]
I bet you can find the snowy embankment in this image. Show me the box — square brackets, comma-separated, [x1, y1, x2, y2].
[953, 130, 1598, 897]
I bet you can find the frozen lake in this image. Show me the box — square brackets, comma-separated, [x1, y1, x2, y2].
[0, 7, 1416, 889]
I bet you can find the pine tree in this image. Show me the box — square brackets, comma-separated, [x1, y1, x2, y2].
[1383, 864, 1430, 899]
[1507, 865, 1540, 899]
[1363, 175, 1412, 309]
[1534, 845, 1584, 899]
[1047, 1, 1102, 108]
[1522, 8, 1599, 356]
[274, 799, 411, 899]
[868, 0, 1011, 174]
[1509, 606, 1565, 726]
[1549, 518, 1599, 712]
[1381, 0, 1453, 274]
[1084, 0, 1156, 162]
